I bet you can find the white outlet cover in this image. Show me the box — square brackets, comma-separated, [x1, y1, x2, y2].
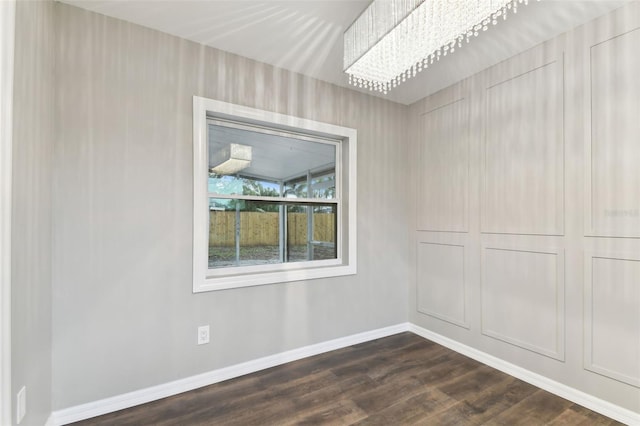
[16, 386, 26, 424]
[197, 325, 210, 345]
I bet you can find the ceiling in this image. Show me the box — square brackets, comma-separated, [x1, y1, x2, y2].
[60, 0, 628, 105]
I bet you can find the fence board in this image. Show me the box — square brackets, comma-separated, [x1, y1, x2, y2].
[209, 211, 335, 247]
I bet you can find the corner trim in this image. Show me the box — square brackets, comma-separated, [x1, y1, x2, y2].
[49, 323, 410, 425]
[408, 324, 640, 426]
[0, 1, 15, 425]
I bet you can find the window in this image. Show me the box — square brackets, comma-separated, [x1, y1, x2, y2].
[193, 97, 357, 292]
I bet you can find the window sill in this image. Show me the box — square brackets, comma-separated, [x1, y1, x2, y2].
[194, 263, 357, 292]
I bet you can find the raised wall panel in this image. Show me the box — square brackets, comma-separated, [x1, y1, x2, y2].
[481, 246, 565, 360]
[482, 59, 564, 235]
[586, 28, 640, 238]
[585, 253, 640, 387]
[418, 99, 469, 232]
[417, 241, 467, 328]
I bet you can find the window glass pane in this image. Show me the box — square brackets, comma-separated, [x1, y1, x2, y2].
[310, 170, 336, 199]
[283, 169, 335, 200]
[241, 176, 281, 197]
[209, 199, 337, 269]
[283, 177, 308, 199]
[208, 175, 244, 196]
[208, 122, 336, 199]
[286, 204, 337, 263]
[209, 175, 281, 197]
[208, 199, 281, 268]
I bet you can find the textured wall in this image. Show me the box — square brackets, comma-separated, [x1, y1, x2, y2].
[11, 0, 54, 424]
[52, 3, 409, 409]
[408, 2, 640, 414]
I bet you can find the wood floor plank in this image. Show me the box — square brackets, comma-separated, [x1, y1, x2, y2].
[437, 364, 510, 402]
[71, 332, 620, 426]
[266, 370, 339, 399]
[256, 375, 374, 425]
[350, 374, 427, 415]
[424, 376, 538, 425]
[365, 344, 450, 384]
[281, 399, 367, 426]
[292, 373, 377, 406]
[486, 389, 575, 425]
[351, 388, 458, 425]
[547, 404, 624, 426]
[414, 352, 484, 387]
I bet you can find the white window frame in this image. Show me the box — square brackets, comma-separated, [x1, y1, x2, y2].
[193, 97, 357, 292]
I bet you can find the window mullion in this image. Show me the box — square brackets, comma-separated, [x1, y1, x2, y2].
[234, 202, 240, 266]
[306, 170, 313, 261]
[278, 181, 286, 264]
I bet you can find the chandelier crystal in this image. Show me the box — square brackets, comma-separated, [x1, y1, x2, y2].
[344, 0, 537, 94]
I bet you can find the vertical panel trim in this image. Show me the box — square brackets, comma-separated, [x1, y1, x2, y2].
[481, 245, 566, 361]
[584, 251, 640, 387]
[417, 97, 470, 233]
[415, 240, 469, 329]
[584, 27, 640, 238]
[0, 1, 15, 424]
[481, 55, 565, 236]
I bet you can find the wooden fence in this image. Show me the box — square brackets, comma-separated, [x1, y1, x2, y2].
[209, 211, 335, 247]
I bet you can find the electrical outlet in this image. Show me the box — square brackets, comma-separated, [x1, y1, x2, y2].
[197, 325, 210, 345]
[16, 386, 26, 424]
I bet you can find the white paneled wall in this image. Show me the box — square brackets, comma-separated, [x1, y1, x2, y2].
[585, 253, 640, 388]
[409, 2, 640, 415]
[586, 27, 640, 238]
[482, 54, 564, 236]
[416, 240, 468, 328]
[418, 98, 470, 232]
[481, 246, 565, 361]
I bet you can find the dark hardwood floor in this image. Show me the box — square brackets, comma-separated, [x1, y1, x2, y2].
[72, 333, 622, 425]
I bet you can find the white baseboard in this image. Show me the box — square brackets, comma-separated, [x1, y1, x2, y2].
[49, 323, 410, 425]
[408, 324, 640, 426]
[50, 322, 639, 426]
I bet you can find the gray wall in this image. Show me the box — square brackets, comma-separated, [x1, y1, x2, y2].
[408, 2, 640, 414]
[18, 0, 634, 418]
[52, 3, 409, 409]
[11, 0, 55, 424]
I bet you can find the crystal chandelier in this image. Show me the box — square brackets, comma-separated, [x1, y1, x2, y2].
[344, 0, 537, 94]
